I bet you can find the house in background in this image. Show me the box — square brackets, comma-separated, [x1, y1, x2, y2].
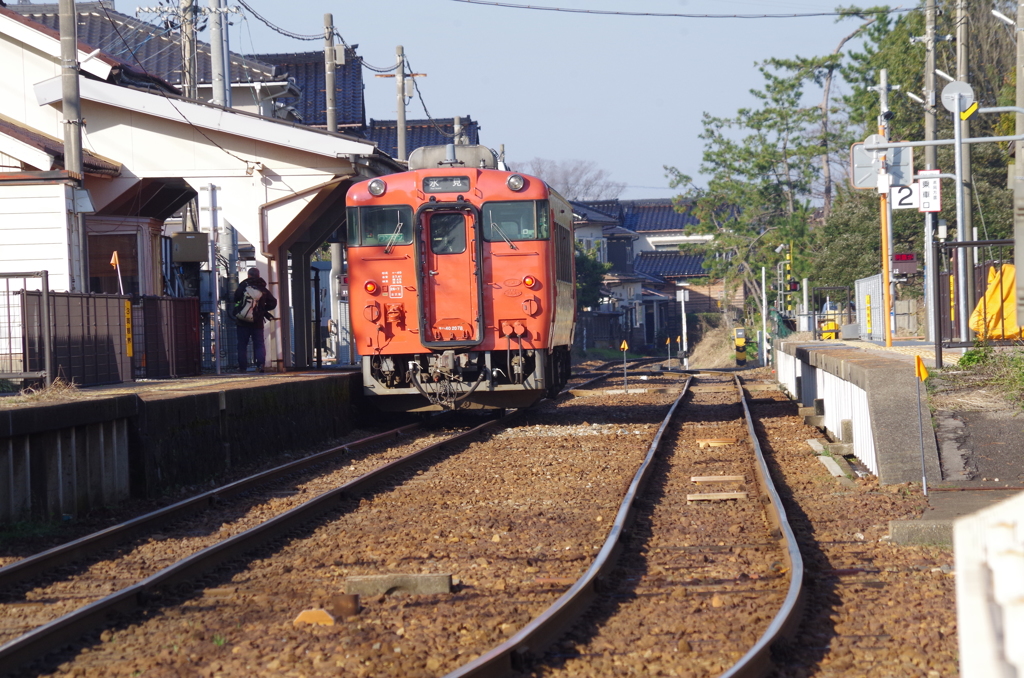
[365, 116, 480, 159]
[0, 3, 399, 377]
[571, 198, 742, 350]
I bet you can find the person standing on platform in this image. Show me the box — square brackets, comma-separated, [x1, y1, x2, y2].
[232, 267, 277, 372]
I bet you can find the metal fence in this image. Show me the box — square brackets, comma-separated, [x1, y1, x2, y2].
[23, 291, 132, 386]
[0, 272, 52, 386]
[855, 274, 884, 342]
[933, 239, 1019, 368]
[133, 296, 201, 379]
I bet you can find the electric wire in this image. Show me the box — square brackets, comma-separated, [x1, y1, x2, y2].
[233, 0, 322, 40]
[97, 3, 253, 168]
[447, 0, 917, 19]
[404, 55, 457, 140]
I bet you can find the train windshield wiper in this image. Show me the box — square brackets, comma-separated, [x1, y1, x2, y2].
[490, 222, 519, 250]
[384, 219, 404, 254]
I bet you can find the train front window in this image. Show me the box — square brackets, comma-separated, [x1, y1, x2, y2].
[429, 213, 467, 254]
[481, 201, 550, 244]
[352, 205, 414, 247]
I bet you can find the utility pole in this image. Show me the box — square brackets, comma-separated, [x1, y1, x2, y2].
[1017, 0, 1024, 324]
[878, 69, 894, 347]
[924, 0, 937, 342]
[396, 45, 407, 161]
[326, 13, 345, 365]
[180, 0, 197, 98]
[209, 0, 226, 107]
[325, 14, 337, 133]
[956, 0, 975, 316]
[59, 0, 85, 292]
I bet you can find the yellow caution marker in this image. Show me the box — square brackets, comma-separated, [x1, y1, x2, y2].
[960, 101, 978, 120]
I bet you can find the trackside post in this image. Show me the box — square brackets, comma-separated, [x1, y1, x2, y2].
[621, 340, 628, 391]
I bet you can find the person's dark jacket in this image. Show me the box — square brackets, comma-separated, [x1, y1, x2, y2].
[232, 277, 277, 328]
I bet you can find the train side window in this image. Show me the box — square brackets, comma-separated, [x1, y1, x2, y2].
[346, 207, 359, 246]
[358, 205, 414, 247]
[555, 223, 573, 282]
[535, 200, 550, 240]
[429, 213, 467, 254]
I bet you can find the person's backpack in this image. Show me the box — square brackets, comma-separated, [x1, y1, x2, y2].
[234, 284, 264, 323]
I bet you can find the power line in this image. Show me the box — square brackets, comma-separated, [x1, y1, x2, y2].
[233, 0, 322, 40]
[404, 55, 457, 139]
[447, 0, 915, 19]
[97, 4, 252, 168]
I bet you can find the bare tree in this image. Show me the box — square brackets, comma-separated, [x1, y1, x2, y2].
[517, 158, 626, 200]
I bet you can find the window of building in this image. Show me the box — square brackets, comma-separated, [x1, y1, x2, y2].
[89, 234, 138, 296]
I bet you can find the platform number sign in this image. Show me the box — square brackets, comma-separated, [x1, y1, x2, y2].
[917, 169, 942, 213]
[890, 183, 920, 210]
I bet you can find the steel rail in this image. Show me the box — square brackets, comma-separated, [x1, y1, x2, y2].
[0, 423, 423, 591]
[721, 376, 805, 677]
[444, 375, 693, 678]
[444, 373, 805, 678]
[0, 414, 514, 676]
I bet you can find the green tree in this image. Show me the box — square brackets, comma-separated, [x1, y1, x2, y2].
[574, 242, 610, 311]
[665, 60, 822, 313]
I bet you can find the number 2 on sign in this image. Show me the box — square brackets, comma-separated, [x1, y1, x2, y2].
[890, 184, 920, 210]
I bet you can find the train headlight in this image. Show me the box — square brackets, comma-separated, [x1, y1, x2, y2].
[506, 174, 525, 191]
[368, 179, 387, 196]
[364, 280, 380, 294]
[522, 275, 538, 288]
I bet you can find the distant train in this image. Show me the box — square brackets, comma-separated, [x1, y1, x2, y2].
[346, 145, 576, 412]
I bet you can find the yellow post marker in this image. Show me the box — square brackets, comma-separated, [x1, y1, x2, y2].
[621, 340, 628, 391]
[124, 300, 133, 358]
[666, 336, 671, 367]
[915, 354, 929, 496]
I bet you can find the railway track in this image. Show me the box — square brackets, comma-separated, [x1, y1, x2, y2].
[2, 371, 804, 678]
[0, 417, 496, 675]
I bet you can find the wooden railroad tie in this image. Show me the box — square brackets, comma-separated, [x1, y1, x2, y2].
[696, 438, 739, 449]
[691, 475, 745, 485]
[686, 491, 748, 505]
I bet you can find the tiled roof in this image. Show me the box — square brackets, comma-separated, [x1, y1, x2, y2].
[366, 117, 480, 159]
[12, 1, 280, 86]
[576, 198, 700, 233]
[570, 201, 618, 225]
[634, 251, 706, 278]
[254, 50, 364, 127]
[620, 199, 699, 233]
[0, 116, 120, 176]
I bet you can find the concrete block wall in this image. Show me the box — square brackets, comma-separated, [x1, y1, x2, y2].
[775, 341, 940, 485]
[1, 373, 360, 526]
[955, 490, 1024, 677]
[0, 397, 136, 523]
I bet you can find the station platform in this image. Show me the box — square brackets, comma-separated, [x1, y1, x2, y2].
[0, 368, 366, 526]
[777, 338, 1022, 545]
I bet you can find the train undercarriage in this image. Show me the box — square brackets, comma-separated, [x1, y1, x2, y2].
[362, 346, 572, 412]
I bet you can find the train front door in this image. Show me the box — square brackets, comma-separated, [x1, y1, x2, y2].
[421, 211, 483, 346]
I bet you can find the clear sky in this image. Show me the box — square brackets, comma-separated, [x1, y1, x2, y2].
[194, 0, 874, 199]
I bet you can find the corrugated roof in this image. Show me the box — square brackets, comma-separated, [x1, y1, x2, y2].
[254, 50, 364, 127]
[0, 116, 120, 176]
[634, 251, 706, 278]
[366, 117, 480, 158]
[11, 1, 280, 86]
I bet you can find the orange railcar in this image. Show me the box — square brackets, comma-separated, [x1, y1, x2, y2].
[346, 147, 576, 411]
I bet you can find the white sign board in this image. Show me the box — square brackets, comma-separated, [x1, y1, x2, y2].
[918, 169, 942, 213]
[850, 138, 914, 189]
[891, 184, 920, 209]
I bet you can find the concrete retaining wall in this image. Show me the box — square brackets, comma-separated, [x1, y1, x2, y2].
[1, 373, 359, 525]
[0, 397, 136, 523]
[776, 341, 940, 485]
